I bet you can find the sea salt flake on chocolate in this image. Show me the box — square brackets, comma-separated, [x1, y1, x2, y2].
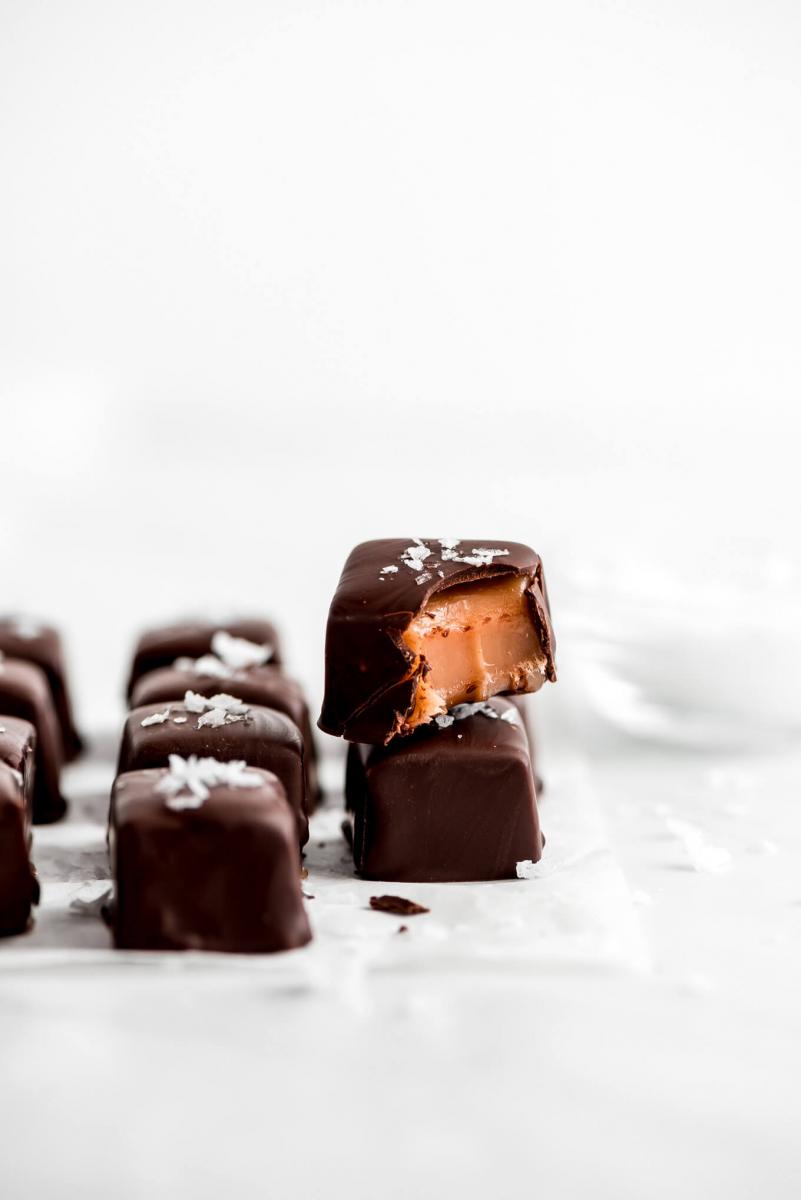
[500, 708, 519, 724]
[455, 547, 510, 567]
[380, 565, 399, 575]
[156, 753, 261, 807]
[184, 690, 208, 713]
[173, 716, 188, 724]
[415, 571, 432, 585]
[450, 701, 498, 721]
[206, 693, 250, 715]
[175, 653, 231, 679]
[400, 540, 433, 573]
[11, 617, 43, 639]
[197, 708, 229, 729]
[435, 714, 454, 728]
[141, 707, 171, 727]
[211, 629, 272, 670]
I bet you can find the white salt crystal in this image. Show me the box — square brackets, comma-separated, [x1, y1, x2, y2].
[211, 630, 272, 671]
[141, 707, 171, 727]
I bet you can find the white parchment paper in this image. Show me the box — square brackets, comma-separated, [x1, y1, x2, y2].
[0, 740, 647, 980]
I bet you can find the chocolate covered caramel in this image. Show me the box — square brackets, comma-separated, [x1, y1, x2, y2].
[319, 539, 556, 744]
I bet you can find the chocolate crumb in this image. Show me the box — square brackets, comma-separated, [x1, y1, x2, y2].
[397, 924, 409, 934]
[369, 895, 430, 916]
[300, 867, 309, 880]
[302, 892, 315, 900]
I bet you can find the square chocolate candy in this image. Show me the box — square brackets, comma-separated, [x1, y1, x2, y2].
[0, 656, 66, 823]
[0, 716, 37, 815]
[347, 696, 543, 882]
[0, 618, 83, 760]
[130, 664, 321, 810]
[126, 619, 282, 700]
[0, 761, 39, 936]
[111, 762, 311, 953]
[319, 538, 556, 745]
[117, 697, 308, 847]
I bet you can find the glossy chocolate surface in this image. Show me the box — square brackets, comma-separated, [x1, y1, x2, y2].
[130, 664, 321, 810]
[0, 762, 39, 936]
[117, 700, 308, 846]
[125, 618, 282, 699]
[319, 539, 556, 744]
[0, 657, 66, 823]
[0, 716, 37, 820]
[0, 618, 83, 760]
[111, 767, 311, 953]
[347, 696, 543, 882]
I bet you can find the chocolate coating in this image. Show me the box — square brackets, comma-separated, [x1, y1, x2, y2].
[0, 716, 37, 818]
[347, 696, 543, 882]
[319, 539, 556, 744]
[117, 701, 308, 847]
[125, 618, 283, 700]
[0, 619, 83, 760]
[111, 767, 311, 953]
[509, 695, 544, 795]
[130, 665, 321, 810]
[0, 762, 39, 936]
[0, 658, 66, 823]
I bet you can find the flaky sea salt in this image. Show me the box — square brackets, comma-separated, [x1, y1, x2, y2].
[500, 708, 519, 724]
[207, 694, 250, 715]
[156, 754, 262, 808]
[435, 714, 454, 728]
[197, 708, 228, 729]
[11, 617, 43, 639]
[141, 707, 171, 727]
[184, 690, 250, 728]
[211, 629, 272, 670]
[516, 860, 538, 880]
[450, 701, 499, 721]
[175, 653, 231, 679]
[382, 538, 514, 583]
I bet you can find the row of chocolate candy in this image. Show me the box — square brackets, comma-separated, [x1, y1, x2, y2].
[0, 618, 84, 935]
[109, 619, 314, 953]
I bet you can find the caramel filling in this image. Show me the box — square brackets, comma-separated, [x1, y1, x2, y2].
[401, 574, 547, 729]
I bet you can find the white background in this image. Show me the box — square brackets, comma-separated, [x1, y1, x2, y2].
[2, 0, 800, 724]
[1, 5, 801, 1198]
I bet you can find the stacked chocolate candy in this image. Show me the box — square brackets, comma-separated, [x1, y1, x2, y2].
[0, 618, 83, 936]
[110, 619, 315, 953]
[319, 540, 556, 882]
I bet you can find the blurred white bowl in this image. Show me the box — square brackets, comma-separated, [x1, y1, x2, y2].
[557, 540, 801, 751]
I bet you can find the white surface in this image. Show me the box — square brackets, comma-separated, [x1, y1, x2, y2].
[1, 716, 800, 1198]
[1, 2, 800, 1194]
